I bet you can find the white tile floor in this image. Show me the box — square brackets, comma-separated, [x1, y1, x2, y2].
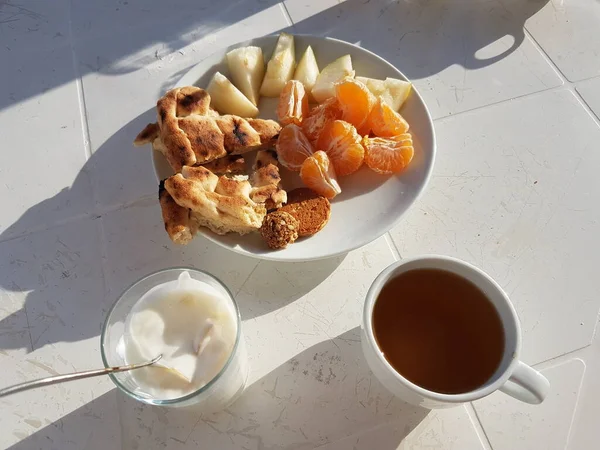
[1, 0, 599, 449]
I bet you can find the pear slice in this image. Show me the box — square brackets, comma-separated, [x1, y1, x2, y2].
[260, 32, 296, 97]
[207, 71, 259, 117]
[354, 76, 412, 111]
[355, 76, 386, 97]
[293, 45, 319, 101]
[311, 54, 354, 103]
[226, 46, 265, 106]
[384, 77, 412, 111]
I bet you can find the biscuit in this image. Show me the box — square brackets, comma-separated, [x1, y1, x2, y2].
[260, 211, 299, 249]
[279, 188, 330, 237]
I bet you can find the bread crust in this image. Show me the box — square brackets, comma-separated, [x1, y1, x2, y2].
[134, 87, 281, 172]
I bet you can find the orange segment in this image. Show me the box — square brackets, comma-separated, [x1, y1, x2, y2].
[301, 97, 343, 143]
[362, 134, 414, 174]
[335, 78, 375, 132]
[300, 151, 341, 199]
[316, 120, 364, 176]
[277, 80, 309, 126]
[367, 96, 410, 137]
[275, 124, 314, 171]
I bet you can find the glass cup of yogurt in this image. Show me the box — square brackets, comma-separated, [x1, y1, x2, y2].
[101, 267, 248, 409]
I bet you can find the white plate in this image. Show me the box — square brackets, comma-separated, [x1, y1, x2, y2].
[153, 35, 436, 262]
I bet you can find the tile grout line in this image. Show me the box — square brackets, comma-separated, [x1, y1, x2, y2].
[67, 2, 93, 163]
[522, 27, 600, 127]
[94, 213, 112, 320]
[234, 261, 261, 298]
[22, 300, 35, 353]
[531, 343, 593, 372]
[575, 89, 600, 123]
[383, 232, 401, 261]
[565, 358, 589, 450]
[433, 81, 600, 128]
[465, 403, 493, 450]
[433, 83, 566, 124]
[588, 309, 600, 352]
[279, 1, 295, 26]
[522, 27, 570, 85]
[67, 0, 107, 221]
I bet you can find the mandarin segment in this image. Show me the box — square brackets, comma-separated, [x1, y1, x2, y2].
[277, 80, 309, 126]
[316, 120, 364, 176]
[367, 96, 410, 137]
[335, 78, 375, 132]
[362, 134, 414, 174]
[301, 97, 343, 143]
[275, 124, 314, 171]
[300, 150, 341, 199]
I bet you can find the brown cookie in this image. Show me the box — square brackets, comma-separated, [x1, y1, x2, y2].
[261, 211, 299, 249]
[279, 188, 331, 237]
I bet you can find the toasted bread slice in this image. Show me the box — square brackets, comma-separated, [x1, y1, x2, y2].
[250, 150, 287, 210]
[134, 86, 281, 172]
[201, 155, 246, 175]
[158, 180, 196, 245]
[279, 188, 330, 236]
[164, 166, 266, 236]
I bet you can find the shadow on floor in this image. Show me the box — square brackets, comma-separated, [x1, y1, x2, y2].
[8, 327, 429, 449]
[0, 0, 549, 112]
[0, 107, 342, 353]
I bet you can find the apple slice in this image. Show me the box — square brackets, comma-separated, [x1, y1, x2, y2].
[206, 71, 259, 117]
[226, 46, 265, 107]
[293, 45, 319, 101]
[260, 32, 296, 97]
[354, 76, 412, 111]
[311, 54, 354, 103]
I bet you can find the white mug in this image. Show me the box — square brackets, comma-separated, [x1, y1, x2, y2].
[361, 255, 550, 409]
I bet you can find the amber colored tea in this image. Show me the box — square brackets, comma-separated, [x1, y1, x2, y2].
[372, 268, 505, 394]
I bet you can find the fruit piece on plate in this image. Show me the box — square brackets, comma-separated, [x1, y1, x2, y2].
[368, 96, 410, 137]
[355, 76, 412, 112]
[384, 77, 412, 111]
[300, 150, 341, 199]
[226, 46, 265, 107]
[362, 134, 414, 174]
[355, 76, 386, 98]
[335, 78, 375, 134]
[311, 55, 355, 103]
[301, 97, 343, 143]
[276, 123, 314, 171]
[260, 32, 296, 97]
[277, 80, 309, 126]
[293, 45, 320, 101]
[316, 120, 364, 176]
[206, 71, 259, 117]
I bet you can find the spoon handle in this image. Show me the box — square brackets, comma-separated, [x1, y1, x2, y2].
[0, 355, 162, 399]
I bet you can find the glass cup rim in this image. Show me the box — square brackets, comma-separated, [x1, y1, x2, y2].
[363, 255, 522, 403]
[100, 266, 242, 406]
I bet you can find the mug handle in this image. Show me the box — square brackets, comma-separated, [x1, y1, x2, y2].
[499, 361, 550, 404]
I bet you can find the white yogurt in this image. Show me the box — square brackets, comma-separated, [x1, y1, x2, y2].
[117, 271, 245, 404]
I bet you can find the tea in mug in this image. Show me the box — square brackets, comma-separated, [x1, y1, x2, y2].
[372, 268, 505, 394]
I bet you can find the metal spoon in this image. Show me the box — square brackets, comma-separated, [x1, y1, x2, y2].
[0, 354, 162, 399]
